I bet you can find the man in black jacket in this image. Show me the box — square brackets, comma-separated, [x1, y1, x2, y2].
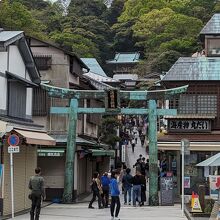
[29, 167, 45, 220]
[131, 170, 145, 207]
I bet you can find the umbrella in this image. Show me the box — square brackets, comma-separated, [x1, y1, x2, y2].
[196, 153, 220, 166]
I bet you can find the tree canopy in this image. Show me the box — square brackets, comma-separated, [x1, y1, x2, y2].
[1, 0, 220, 75]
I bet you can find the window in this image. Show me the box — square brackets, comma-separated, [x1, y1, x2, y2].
[179, 95, 197, 114]
[8, 81, 26, 119]
[34, 55, 52, 70]
[176, 94, 217, 114]
[207, 38, 220, 57]
[197, 95, 217, 114]
[32, 88, 48, 116]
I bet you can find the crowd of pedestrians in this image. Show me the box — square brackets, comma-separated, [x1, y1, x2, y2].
[88, 154, 149, 219]
[87, 117, 151, 219]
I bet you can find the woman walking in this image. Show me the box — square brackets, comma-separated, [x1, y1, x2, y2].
[88, 172, 103, 209]
[110, 170, 121, 220]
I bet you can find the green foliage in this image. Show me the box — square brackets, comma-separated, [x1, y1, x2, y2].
[69, 0, 107, 18]
[112, 20, 136, 52]
[204, 199, 215, 214]
[100, 116, 121, 148]
[1, 0, 220, 76]
[103, 0, 126, 25]
[31, 2, 64, 34]
[0, 0, 45, 38]
[11, 0, 50, 10]
[133, 8, 203, 53]
[50, 30, 99, 57]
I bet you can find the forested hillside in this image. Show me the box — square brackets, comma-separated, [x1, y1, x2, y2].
[0, 0, 220, 76]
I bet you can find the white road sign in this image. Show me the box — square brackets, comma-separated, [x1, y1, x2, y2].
[8, 146, 20, 154]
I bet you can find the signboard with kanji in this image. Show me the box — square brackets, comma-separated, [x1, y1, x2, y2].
[8, 146, 20, 154]
[105, 89, 120, 111]
[168, 119, 211, 133]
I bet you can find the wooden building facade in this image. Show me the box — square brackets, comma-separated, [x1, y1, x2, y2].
[159, 14, 220, 198]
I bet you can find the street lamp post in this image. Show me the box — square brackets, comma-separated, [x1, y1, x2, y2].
[181, 139, 190, 217]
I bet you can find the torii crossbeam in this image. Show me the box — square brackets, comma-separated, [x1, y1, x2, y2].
[41, 84, 188, 206]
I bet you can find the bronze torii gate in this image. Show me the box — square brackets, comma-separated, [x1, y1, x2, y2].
[41, 84, 188, 206]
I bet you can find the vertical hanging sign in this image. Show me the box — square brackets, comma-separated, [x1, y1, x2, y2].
[121, 145, 126, 163]
[7, 134, 20, 219]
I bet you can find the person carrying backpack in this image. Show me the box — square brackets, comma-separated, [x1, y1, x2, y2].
[29, 167, 45, 220]
[88, 172, 104, 209]
[122, 168, 133, 205]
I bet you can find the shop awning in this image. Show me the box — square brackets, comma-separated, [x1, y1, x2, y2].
[14, 129, 56, 146]
[158, 141, 220, 151]
[90, 149, 115, 157]
[196, 153, 220, 166]
[38, 148, 65, 157]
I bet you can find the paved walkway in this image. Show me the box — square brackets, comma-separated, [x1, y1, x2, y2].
[126, 137, 149, 175]
[11, 203, 187, 220]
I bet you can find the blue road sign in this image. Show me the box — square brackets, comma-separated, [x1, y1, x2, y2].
[7, 134, 19, 146]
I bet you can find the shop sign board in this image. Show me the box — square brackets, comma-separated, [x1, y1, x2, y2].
[160, 177, 174, 206]
[209, 175, 220, 200]
[184, 176, 190, 188]
[8, 146, 20, 154]
[168, 120, 211, 133]
[38, 152, 63, 157]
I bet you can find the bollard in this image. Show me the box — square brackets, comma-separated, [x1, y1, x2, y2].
[198, 184, 205, 212]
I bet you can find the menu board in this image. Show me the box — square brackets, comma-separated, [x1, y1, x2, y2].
[160, 177, 174, 206]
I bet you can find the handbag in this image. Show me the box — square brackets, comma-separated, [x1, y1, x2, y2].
[28, 193, 32, 200]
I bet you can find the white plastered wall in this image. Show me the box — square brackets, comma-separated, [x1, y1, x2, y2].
[8, 46, 26, 78]
[0, 52, 7, 111]
[0, 77, 7, 111]
[26, 88, 32, 117]
[0, 52, 7, 73]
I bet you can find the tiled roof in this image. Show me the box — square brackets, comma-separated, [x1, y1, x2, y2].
[0, 30, 40, 84]
[84, 72, 117, 82]
[200, 14, 220, 35]
[0, 30, 23, 43]
[162, 57, 220, 81]
[106, 52, 140, 64]
[81, 58, 106, 77]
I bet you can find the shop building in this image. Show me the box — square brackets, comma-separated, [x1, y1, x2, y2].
[159, 14, 220, 197]
[0, 30, 55, 216]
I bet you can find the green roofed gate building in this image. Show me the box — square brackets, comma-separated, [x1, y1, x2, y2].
[106, 52, 140, 89]
[159, 14, 220, 200]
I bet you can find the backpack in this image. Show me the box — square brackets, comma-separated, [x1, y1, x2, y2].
[90, 180, 98, 192]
